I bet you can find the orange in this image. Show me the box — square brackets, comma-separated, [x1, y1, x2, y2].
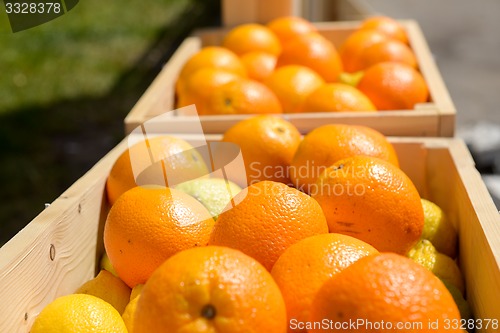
[240, 51, 276, 81]
[348, 39, 417, 72]
[176, 46, 246, 95]
[360, 15, 409, 44]
[222, 23, 281, 56]
[290, 124, 399, 194]
[106, 135, 208, 206]
[339, 29, 388, 73]
[176, 67, 242, 115]
[209, 181, 328, 271]
[103, 186, 215, 287]
[313, 156, 424, 254]
[134, 246, 287, 333]
[222, 115, 301, 185]
[357, 61, 429, 110]
[302, 83, 376, 112]
[267, 16, 317, 46]
[206, 79, 282, 115]
[265, 65, 324, 113]
[271, 234, 378, 332]
[310, 253, 461, 333]
[276, 32, 343, 82]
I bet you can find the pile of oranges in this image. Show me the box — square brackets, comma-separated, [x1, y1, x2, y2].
[175, 16, 429, 115]
[31, 115, 467, 332]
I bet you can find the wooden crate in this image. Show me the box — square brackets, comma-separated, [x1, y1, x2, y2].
[221, 0, 370, 26]
[1, 136, 498, 332]
[124, 20, 456, 137]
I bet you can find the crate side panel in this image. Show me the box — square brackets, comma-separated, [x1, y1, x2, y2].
[0, 190, 107, 332]
[405, 20, 456, 136]
[426, 147, 500, 330]
[0, 140, 128, 332]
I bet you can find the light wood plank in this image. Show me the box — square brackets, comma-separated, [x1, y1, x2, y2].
[405, 20, 456, 136]
[0, 140, 129, 333]
[425, 141, 500, 331]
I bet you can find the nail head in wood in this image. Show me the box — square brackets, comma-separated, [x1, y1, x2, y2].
[49, 244, 56, 261]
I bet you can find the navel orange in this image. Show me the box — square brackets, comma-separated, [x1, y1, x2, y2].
[134, 246, 287, 333]
[302, 83, 376, 112]
[104, 186, 214, 287]
[206, 79, 282, 115]
[222, 23, 281, 56]
[339, 29, 388, 73]
[222, 115, 301, 185]
[267, 16, 317, 46]
[290, 124, 399, 194]
[310, 253, 461, 332]
[348, 39, 417, 72]
[176, 67, 242, 114]
[359, 16, 409, 44]
[271, 234, 378, 332]
[312, 156, 424, 254]
[209, 180, 328, 271]
[175, 46, 246, 95]
[265, 65, 324, 113]
[357, 61, 429, 110]
[276, 32, 343, 82]
[240, 51, 276, 81]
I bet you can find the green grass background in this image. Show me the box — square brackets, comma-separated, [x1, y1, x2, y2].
[0, 0, 220, 245]
[0, 0, 190, 114]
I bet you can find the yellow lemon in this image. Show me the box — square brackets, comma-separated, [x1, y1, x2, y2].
[130, 283, 144, 301]
[175, 178, 242, 219]
[339, 71, 364, 87]
[31, 294, 127, 333]
[421, 198, 458, 258]
[407, 239, 465, 294]
[441, 280, 473, 320]
[75, 270, 131, 314]
[122, 294, 140, 333]
[100, 251, 119, 277]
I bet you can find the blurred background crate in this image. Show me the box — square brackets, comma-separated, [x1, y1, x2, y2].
[222, 0, 371, 25]
[124, 19, 455, 137]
